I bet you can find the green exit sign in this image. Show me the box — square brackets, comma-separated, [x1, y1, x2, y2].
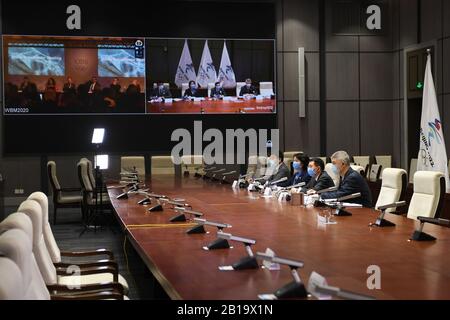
[416, 81, 423, 90]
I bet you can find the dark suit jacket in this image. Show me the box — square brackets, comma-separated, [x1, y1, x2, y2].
[279, 171, 311, 188]
[63, 83, 77, 95]
[184, 88, 201, 98]
[321, 168, 373, 207]
[239, 85, 258, 96]
[126, 84, 141, 95]
[301, 171, 335, 193]
[210, 87, 226, 98]
[87, 81, 101, 93]
[264, 162, 291, 185]
[156, 87, 172, 98]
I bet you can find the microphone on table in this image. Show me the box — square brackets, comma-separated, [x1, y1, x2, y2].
[370, 201, 407, 228]
[315, 193, 361, 216]
[217, 233, 259, 270]
[269, 177, 288, 186]
[315, 186, 338, 194]
[284, 182, 306, 190]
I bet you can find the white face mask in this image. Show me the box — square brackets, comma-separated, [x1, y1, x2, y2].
[246, 83, 251, 88]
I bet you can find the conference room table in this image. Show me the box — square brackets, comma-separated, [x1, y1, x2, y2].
[146, 97, 276, 114]
[107, 176, 450, 300]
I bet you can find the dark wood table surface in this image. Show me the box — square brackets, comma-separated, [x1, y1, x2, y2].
[147, 98, 276, 114]
[107, 176, 450, 300]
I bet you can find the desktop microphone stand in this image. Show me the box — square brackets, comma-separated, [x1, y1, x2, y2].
[370, 208, 396, 227]
[231, 244, 259, 270]
[274, 267, 308, 299]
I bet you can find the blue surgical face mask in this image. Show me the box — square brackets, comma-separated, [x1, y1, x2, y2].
[332, 164, 339, 175]
[268, 159, 276, 168]
[190, 85, 196, 90]
[292, 161, 301, 171]
[307, 167, 316, 177]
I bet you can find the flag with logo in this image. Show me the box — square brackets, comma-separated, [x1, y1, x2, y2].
[217, 41, 236, 88]
[196, 40, 217, 88]
[174, 40, 197, 88]
[417, 51, 450, 192]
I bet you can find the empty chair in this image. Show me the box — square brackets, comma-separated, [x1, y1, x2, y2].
[350, 165, 366, 176]
[15, 200, 129, 293]
[28, 192, 115, 264]
[151, 156, 175, 175]
[259, 82, 274, 96]
[255, 156, 268, 178]
[325, 163, 340, 187]
[0, 257, 24, 300]
[407, 171, 446, 241]
[181, 155, 204, 176]
[368, 164, 382, 182]
[246, 155, 258, 177]
[409, 159, 418, 184]
[353, 156, 370, 174]
[207, 83, 215, 98]
[47, 161, 82, 225]
[0, 219, 125, 300]
[121, 156, 146, 179]
[375, 155, 392, 177]
[375, 168, 407, 213]
[181, 83, 189, 97]
[236, 82, 246, 97]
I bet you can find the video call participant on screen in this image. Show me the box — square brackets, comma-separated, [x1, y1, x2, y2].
[259, 152, 291, 186]
[19, 76, 38, 101]
[301, 158, 335, 194]
[156, 82, 172, 98]
[149, 82, 158, 98]
[126, 80, 141, 95]
[110, 78, 121, 99]
[43, 77, 57, 103]
[320, 151, 373, 208]
[210, 81, 226, 99]
[183, 80, 200, 99]
[87, 76, 101, 94]
[239, 78, 258, 97]
[279, 153, 311, 188]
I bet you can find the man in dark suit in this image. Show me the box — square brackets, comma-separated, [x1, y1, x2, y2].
[87, 76, 101, 94]
[19, 76, 38, 101]
[110, 78, 121, 99]
[321, 151, 373, 207]
[210, 82, 226, 99]
[156, 82, 172, 98]
[302, 158, 335, 193]
[239, 78, 258, 96]
[261, 152, 291, 186]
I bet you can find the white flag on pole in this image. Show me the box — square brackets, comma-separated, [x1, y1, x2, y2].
[174, 40, 197, 88]
[217, 41, 236, 88]
[417, 50, 450, 192]
[196, 40, 217, 88]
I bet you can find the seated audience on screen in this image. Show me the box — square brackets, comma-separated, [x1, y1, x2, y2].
[210, 81, 226, 99]
[43, 77, 57, 103]
[184, 80, 201, 98]
[110, 78, 121, 99]
[155, 82, 172, 98]
[239, 78, 258, 96]
[260, 152, 291, 186]
[279, 153, 311, 188]
[320, 151, 373, 207]
[19, 76, 38, 101]
[126, 79, 141, 95]
[87, 76, 101, 94]
[301, 158, 335, 194]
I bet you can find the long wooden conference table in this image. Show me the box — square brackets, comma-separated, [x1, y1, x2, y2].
[107, 176, 450, 300]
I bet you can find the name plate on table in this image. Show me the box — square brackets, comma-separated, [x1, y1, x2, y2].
[291, 193, 304, 206]
[232, 180, 239, 188]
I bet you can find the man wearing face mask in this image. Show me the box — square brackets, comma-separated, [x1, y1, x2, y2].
[210, 81, 226, 99]
[321, 151, 372, 207]
[184, 80, 200, 99]
[301, 158, 335, 194]
[156, 82, 172, 98]
[279, 153, 311, 187]
[239, 78, 258, 97]
[260, 152, 291, 186]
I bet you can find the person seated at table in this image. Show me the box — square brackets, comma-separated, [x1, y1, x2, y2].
[149, 82, 158, 98]
[301, 158, 335, 194]
[155, 82, 172, 98]
[239, 78, 258, 97]
[43, 77, 57, 103]
[279, 153, 311, 188]
[19, 76, 38, 101]
[110, 78, 121, 100]
[260, 152, 291, 186]
[183, 80, 201, 99]
[320, 151, 373, 207]
[126, 79, 141, 95]
[210, 81, 226, 99]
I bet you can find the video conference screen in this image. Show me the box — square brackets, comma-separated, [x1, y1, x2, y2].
[3, 35, 276, 115]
